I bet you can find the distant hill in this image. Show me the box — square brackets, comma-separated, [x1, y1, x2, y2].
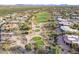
[15, 4, 69, 6]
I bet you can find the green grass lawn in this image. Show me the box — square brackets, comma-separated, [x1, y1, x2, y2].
[35, 29, 40, 32]
[35, 12, 50, 23]
[32, 36, 44, 49]
[36, 26, 40, 28]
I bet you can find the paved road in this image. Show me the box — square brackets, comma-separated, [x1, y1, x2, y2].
[57, 35, 70, 54]
[56, 18, 70, 54]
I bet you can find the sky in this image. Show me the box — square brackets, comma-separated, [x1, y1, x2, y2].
[0, 0, 79, 5]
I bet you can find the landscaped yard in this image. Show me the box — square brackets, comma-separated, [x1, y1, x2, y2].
[35, 12, 50, 23]
[32, 36, 44, 49]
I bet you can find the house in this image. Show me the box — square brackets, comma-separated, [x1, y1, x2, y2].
[59, 21, 72, 26]
[64, 35, 79, 46]
[0, 16, 4, 20]
[2, 23, 18, 31]
[70, 14, 79, 19]
[56, 15, 62, 20]
[60, 26, 79, 32]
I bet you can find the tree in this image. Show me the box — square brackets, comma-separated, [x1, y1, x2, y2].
[70, 23, 79, 30]
[19, 22, 30, 30]
[48, 31, 58, 44]
[51, 45, 62, 54]
[19, 22, 30, 34]
[71, 43, 78, 49]
[25, 43, 32, 51]
[2, 40, 11, 51]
